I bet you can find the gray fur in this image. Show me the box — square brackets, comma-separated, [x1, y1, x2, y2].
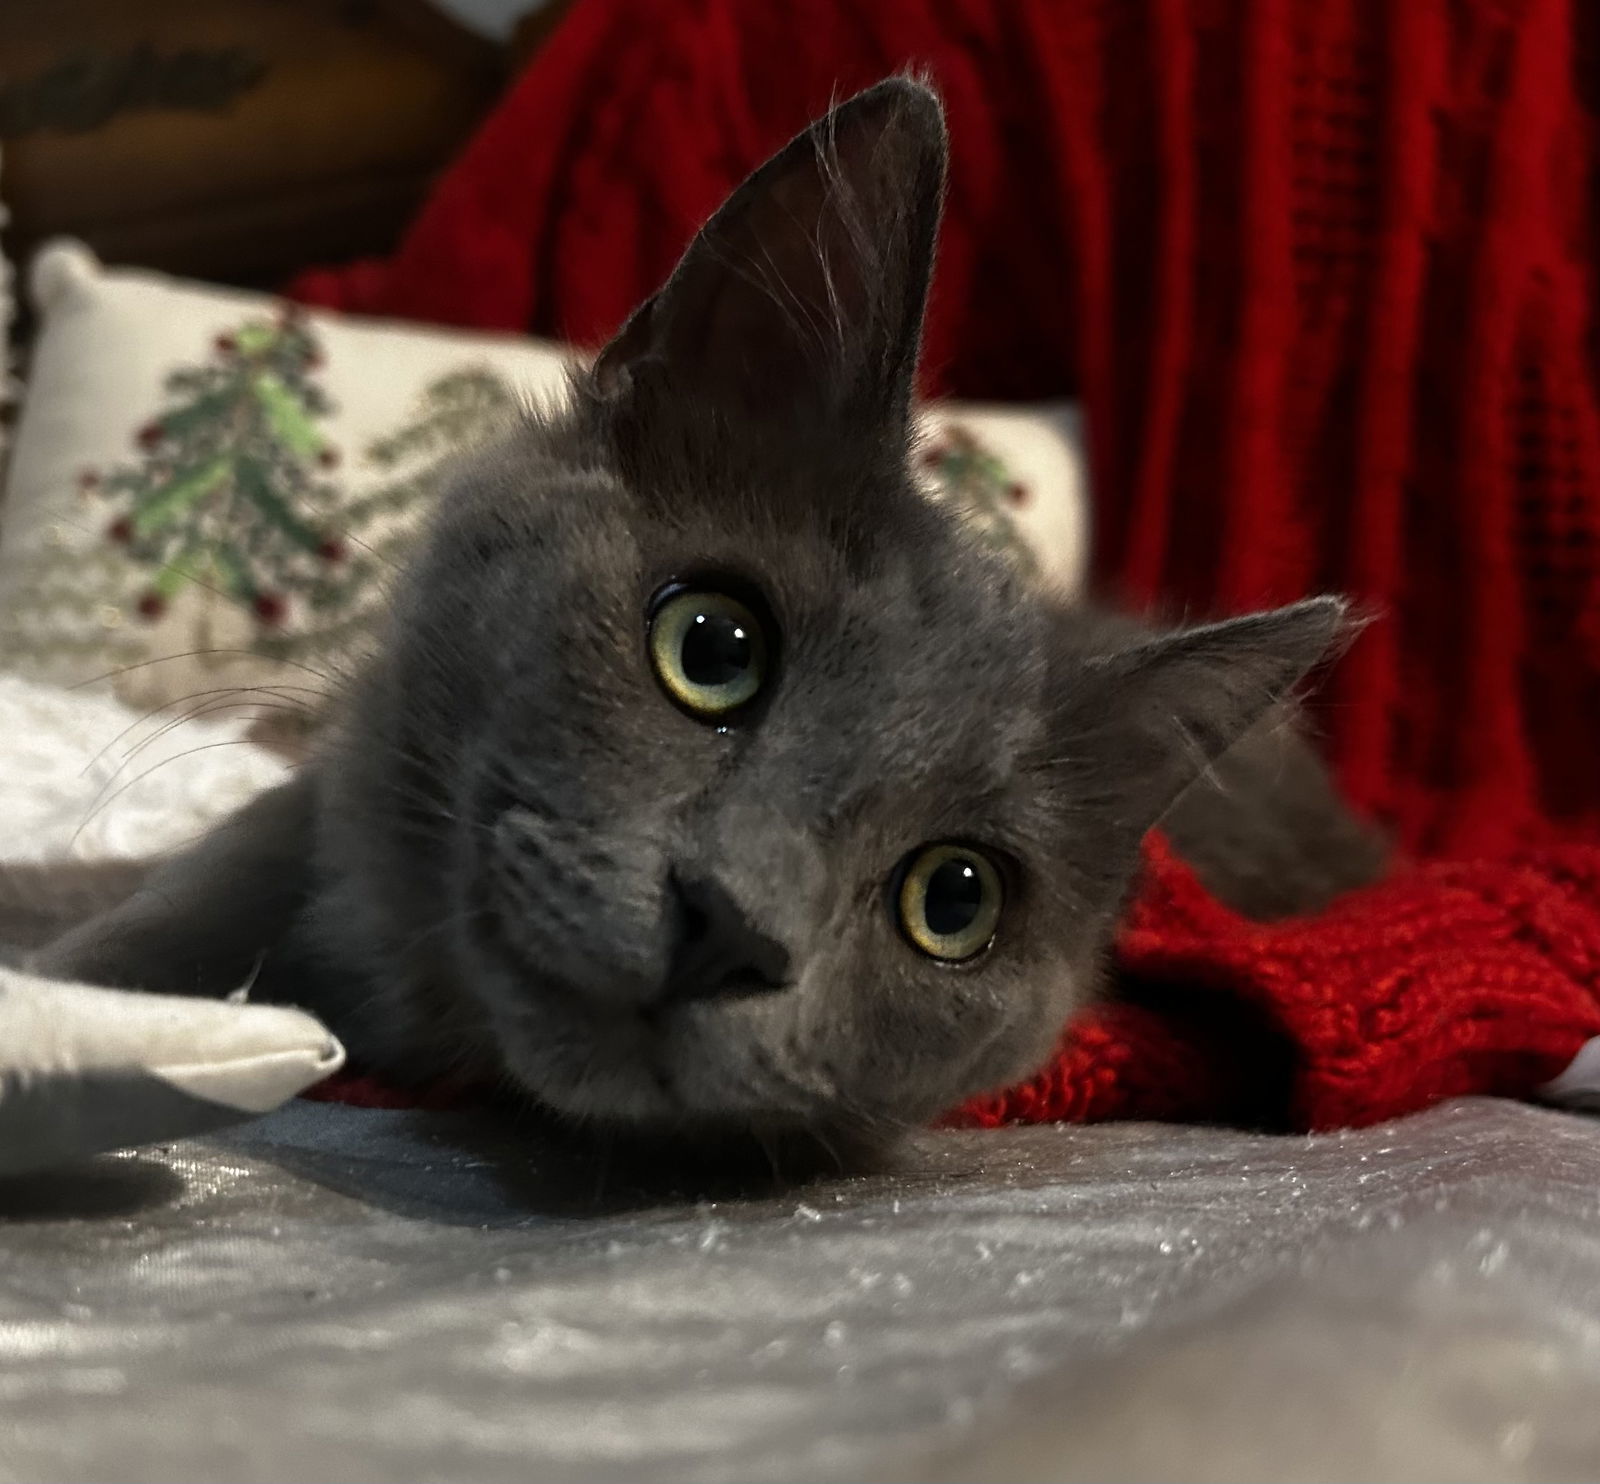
[33, 79, 1385, 1147]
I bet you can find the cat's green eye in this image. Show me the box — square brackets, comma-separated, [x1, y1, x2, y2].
[648, 588, 769, 719]
[896, 844, 1003, 963]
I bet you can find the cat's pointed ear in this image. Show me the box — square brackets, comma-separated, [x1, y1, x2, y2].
[1070, 597, 1354, 828]
[592, 76, 947, 430]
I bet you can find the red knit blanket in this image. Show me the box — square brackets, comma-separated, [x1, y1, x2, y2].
[293, 0, 1600, 1131]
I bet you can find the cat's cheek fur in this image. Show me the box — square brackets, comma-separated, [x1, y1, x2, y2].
[468, 966, 682, 1126]
[834, 952, 1095, 1126]
[471, 809, 679, 1010]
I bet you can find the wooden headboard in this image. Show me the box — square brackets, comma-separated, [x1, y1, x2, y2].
[1, 0, 571, 292]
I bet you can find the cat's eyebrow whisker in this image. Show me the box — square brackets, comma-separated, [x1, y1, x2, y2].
[77, 682, 321, 779]
[94, 691, 316, 779]
[1168, 712, 1221, 789]
[67, 738, 286, 849]
[363, 765, 462, 812]
[72, 646, 338, 692]
[72, 699, 309, 829]
[119, 698, 311, 772]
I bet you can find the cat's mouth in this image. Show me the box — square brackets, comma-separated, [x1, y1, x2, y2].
[465, 896, 816, 1129]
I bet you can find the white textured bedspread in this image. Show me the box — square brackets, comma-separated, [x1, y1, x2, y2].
[1, 1097, 1597, 1482]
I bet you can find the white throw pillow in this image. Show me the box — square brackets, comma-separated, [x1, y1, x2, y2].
[0, 241, 578, 712]
[0, 241, 1090, 712]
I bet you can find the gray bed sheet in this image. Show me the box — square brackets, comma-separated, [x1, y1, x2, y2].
[0, 1095, 1597, 1482]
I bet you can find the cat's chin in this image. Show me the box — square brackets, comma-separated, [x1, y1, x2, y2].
[495, 1001, 824, 1135]
[495, 1005, 683, 1125]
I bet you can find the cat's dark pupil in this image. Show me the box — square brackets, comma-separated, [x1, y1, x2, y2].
[924, 859, 984, 936]
[681, 610, 752, 688]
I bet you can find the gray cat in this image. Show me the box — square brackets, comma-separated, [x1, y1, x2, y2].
[34, 79, 1384, 1148]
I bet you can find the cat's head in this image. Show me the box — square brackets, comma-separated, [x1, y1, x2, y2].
[342, 79, 1344, 1142]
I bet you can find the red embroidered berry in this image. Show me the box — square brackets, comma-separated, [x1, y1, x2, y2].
[317, 446, 340, 469]
[252, 591, 287, 625]
[135, 592, 166, 621]
[316, 536, 347, 564]
[136, 421, 165, 450]
[78, 468, 100, 492]
[215, 333, 237, 355]
[1006, 481, 1031, 507]
[106, 516, 134, 544]
[303, 348, 325, 371]
[921, 445, 947, 468]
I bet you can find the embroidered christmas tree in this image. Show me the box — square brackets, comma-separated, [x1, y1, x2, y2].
[920, 426, 1038, 578]
[96, 309, 345, 632]
[255, 367, 520, 666]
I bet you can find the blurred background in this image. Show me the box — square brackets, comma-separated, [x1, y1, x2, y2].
[0, 0, 571, 292]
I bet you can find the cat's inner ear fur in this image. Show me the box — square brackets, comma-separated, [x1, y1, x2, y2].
[1065, 597, 1355, 829]
[591, 76, 947, 432]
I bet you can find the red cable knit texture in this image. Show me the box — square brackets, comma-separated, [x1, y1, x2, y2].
[294, 0, 1600, 1132]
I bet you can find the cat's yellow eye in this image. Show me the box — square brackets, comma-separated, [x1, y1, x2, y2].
[896, 844, 1003, 962]
[648, 588, 769, 718]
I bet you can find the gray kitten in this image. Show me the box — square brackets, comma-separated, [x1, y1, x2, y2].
[35, 79, 1384, 1148]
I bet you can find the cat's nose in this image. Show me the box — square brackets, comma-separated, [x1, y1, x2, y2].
[662, 869, 792, 1004]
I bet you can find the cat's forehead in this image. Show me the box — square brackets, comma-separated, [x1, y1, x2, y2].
[720, 515, 1051, 803]
[453, 421, 1049, 792]
[659, 483, 1035, 667]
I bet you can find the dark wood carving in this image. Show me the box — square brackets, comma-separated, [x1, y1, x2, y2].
[0, 47, 269, 136]
[0, 0, 520, 291]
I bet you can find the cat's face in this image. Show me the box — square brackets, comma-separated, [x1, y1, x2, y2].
[393, 421, 1094, 1138]
[338, 79, 1343, 1142]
